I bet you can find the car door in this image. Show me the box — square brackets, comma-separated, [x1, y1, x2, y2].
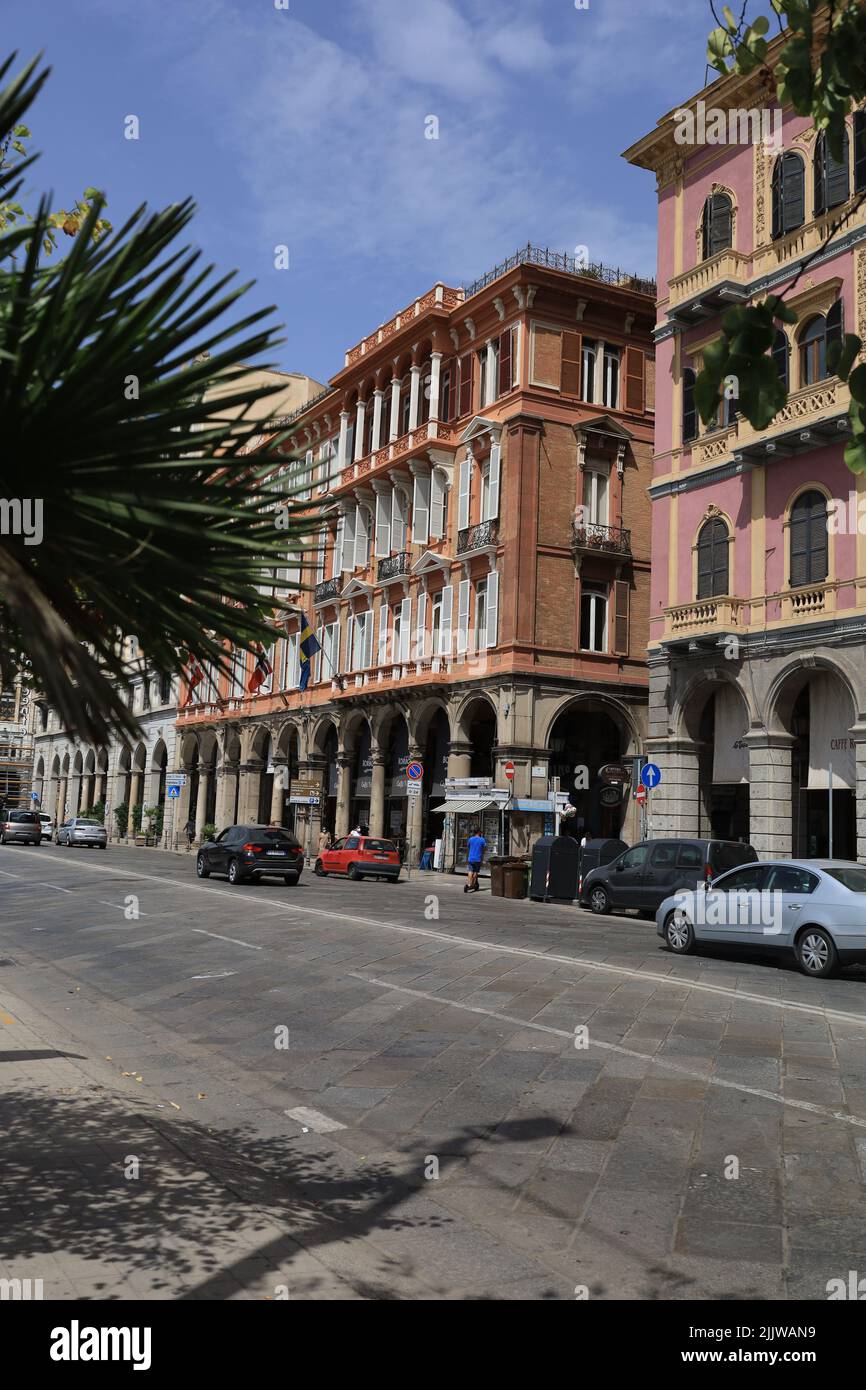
[699, 863, 769, 942]
[762, 864, 820, 948]
[339, 836, 361, 874]
[211, 827, 235, 874]
[322, 838, 344, 872]
[640, 842, 682, 909]
[608, 844, 650, 907]
[673, 842, 706, 894]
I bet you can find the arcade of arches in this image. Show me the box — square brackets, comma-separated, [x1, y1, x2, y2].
[647, 655, 866, 861]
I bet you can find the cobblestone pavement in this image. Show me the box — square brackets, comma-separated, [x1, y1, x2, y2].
[2, 841, 866, 1299]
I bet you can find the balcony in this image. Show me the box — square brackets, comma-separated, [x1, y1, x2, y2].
[571, 521, 632, 558]
[314, 576, 342, 606]
[667, 250, 751, 320]
[690, 378, 852, 472]
[377, 551, 411, 583]
[340, 419, 460, 489]
[664, 597, 743, 639]
[457, 519, 499, 557]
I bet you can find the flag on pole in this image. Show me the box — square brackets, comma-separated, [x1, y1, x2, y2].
[247, 644, 273, 693]
[298, 613, 321, 692]
[182, 654, 205, 707]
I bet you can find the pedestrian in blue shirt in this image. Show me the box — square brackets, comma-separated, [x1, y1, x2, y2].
[464, 831, 487, 893]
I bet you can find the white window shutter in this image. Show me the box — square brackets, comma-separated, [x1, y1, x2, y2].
[316, 528, 327, 584]
[333, 516, 344, 576]
[375, 487, 391, 558]
[377, 602, 389, 666]
[430, 469, 446, 538]
[362, 611, 373, 668]
[399, 597, 411, 663]
[391, 486, 407, 550]
[487, 443, 501, 521]
[458, 456, 471, 531]
[415, 592, 428, 659]
[342, 509, 355, 572]
[353, 504, 368, 569]
[486, 571, 499, 648]
[412, 470, 431, 545]
[457, 579, 470, 655]
[303, 450, 313, 499]
[440, 585, 453, 655]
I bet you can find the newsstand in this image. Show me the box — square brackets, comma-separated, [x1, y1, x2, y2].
[490, 855, 529, 899]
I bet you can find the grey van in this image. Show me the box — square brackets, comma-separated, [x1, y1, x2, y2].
[580, 838, 758, 917]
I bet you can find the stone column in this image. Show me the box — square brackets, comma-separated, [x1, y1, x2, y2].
[409, 363, 421, 430]
[194, 765, 212, 842]
[485, 340, 497, 408]
[371, 390, 385, 452]
[369, 754, 387, 838]
[745, 732, 795, 858]
[215, 763, 239, 829]
[337, 410, 350, 471]
[236, 763, 259, 823]
[270, 759, 287, 824]
[354, 399, 366, 461]
[429, 351, 442, 424]
[335, 754, 352, 839]
[643, 738, 701, 838]
[389, 374, 401, 441]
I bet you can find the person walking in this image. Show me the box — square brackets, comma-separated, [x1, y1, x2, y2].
[318, 827, 332, 854]
[464, 829, 487, 893]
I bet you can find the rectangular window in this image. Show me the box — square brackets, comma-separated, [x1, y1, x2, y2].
[431, 591, 442, 655]
[440, 368, 452, 423]
[352, 612, 372, 670]
[580, 585, 607, 652]
[282, 633, 300, 690]
[498, 326, 515, 396]
[581, 344, 596, 402]
[475, 577, 488, 651]
[582, 466, 609, 526]
[602, 348, 620, 408]
[457, 354, 473, 417]
[391, 603, 403, 665]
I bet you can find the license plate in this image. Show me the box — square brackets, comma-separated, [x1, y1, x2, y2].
[373, 854, 388, 859]
[266, 850, 285, 857]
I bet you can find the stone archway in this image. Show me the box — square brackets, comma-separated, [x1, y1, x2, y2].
[679, 675, 752, 844]
[546, 694, 639, 842]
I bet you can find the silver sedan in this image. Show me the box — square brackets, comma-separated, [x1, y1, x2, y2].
[656, 859, 866, 978]
[56, 817, 108, 849]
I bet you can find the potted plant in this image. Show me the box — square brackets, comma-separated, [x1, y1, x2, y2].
[90, 799, 106, 826]
[131, 802, 145, 846]
[201, 823, 217, 846]
[143, 805, 159, 846]
[113, 802, 129, 841]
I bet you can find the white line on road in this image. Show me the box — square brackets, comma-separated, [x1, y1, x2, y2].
[9, 847, 866, 1028]
[190, 971, 237, 980]
[192, 929, 262, 951]
[284, 1106, 346, 1133]
[350, 973, 866, 1132]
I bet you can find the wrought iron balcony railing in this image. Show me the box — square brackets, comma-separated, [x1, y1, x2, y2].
[457, 520, 499, 556]
[314, 576, 342, 605]
[377, 550, 411, 582]
[571, 521, 632, 557]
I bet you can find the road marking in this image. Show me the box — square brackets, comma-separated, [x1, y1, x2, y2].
[41, 884, 73, 894]
[192, 929, 262, 950]
[350, 973, 866, 1132]
[285, 1106, 346, 1133]
[0, 870, 22, 879]
[190, 971, 237, 980]
[9, 847, 866, 1028]
[98, 900, 149, 915]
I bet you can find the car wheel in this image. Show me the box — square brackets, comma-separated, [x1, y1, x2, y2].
[588, 885, 611, 915]
[99, 844, 107, 850]
[227, 858, 245, 886]
[664, 909, 696, 955]
[314, 860, 327, 877]
[348, 863, 362, 881]
[196, 854, 210, 879]
[796, 927, 838, 979]
[283, 875, 299, 886]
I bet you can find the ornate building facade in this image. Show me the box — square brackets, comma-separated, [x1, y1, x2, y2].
[625, 39, 866, 859]
[175, 246, 657, 865]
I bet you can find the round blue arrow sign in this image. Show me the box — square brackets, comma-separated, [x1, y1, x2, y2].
[640, 762, 661, 790]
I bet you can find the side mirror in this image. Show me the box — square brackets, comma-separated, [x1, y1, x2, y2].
[615, 863, 625, 872]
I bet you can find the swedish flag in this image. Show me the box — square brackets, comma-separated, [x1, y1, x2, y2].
[298, 613, 321, 692]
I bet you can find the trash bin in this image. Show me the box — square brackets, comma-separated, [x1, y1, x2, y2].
[488, 856, 507, 897]
[530, 835, 580, 902]
[502, 860, 529, 899]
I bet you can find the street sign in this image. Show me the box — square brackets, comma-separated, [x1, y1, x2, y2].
[635, 784, 647, 805]
[640, 762, 662, 790]
[167, 785, 181, 799]
[599, 784, 622, 806]
[407, 780, 422, 798]
[599, 763, 630, 784]
[504, 760, 515, 782]
[407, 761, 423, 781]
[166, 773, 187, 788]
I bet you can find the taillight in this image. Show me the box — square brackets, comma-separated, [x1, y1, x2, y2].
[705, 864, 713, 887]
[242, 843, 264, 854]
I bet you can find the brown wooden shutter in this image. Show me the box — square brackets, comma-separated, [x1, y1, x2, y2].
[623, 346, 645, 413]
[458, 354, 472, 417]
[645, 355, 656, 412]
[613, 580, 630, 655]
[498, 327, 513, 395]
[560, 331, 581, 395]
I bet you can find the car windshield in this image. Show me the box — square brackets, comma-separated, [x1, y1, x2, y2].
[823, 866, 866, 893]
[10, 812, 37, 823]
[364, 839, 395, 852]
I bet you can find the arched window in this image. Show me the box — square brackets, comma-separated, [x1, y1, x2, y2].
[814, 127, 849, 215]
[790, 490, 828, 588]
[799, 302, 842, 386]
[771, 152, 805, 238]
[702, 192, 733, 259]
[682, 367, 697, 443]
[772, 328, 790, 389]
[696, 518, 729, 599]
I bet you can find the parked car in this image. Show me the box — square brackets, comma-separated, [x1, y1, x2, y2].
[581, 838, 758, 916]
[196, 825, 304, 885]
[315, 834, 401, 882]
[657, 859, 866, 978]
[56, 817, 108, 848]
[0, 810, 42, 845]
[38, 813, 55, 841]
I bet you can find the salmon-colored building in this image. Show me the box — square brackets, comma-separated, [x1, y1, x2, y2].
[175, 247, 656, 865]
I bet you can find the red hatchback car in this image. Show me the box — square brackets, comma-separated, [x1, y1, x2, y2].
[315, 835, 401, 882]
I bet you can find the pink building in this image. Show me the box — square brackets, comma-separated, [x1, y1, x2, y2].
[625, 51, 866, 860]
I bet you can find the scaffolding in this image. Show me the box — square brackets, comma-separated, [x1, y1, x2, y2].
[0, 683, 35, 814]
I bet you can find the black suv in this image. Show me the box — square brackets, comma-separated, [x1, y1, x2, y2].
[580, 838, 758, 917]
[196, 825, 304, 886]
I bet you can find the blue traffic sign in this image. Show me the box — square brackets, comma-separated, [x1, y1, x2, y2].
[167, 785, 181, 798]
[640, 762, 662, 790]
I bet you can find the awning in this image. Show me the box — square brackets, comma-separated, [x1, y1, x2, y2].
[429, 797, 500, 814]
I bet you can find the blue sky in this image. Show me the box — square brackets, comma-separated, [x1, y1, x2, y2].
[12, 0, 714, 386]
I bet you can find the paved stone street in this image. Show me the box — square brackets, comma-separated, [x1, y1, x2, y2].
[3, 841, 866, 1300]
